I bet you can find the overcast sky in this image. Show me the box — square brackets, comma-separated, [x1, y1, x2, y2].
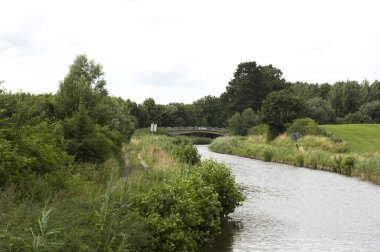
[1, 0, 379, 104]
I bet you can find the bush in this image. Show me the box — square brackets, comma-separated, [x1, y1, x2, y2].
[263, 148, 274, 162]
[130, 174, 222, 251]
[0, 122, 73, 187]
[341, 155, 356, 175]
[228, 108, 258, 136]
[248, 124, 268, 136]
[343, 112, 372, 124]
[63, 105, 122, 163]
[286, 118, 323, 137]
[295, 153, 304, 167]
[192, 160, 245, 217]
[172, 143, 201, 165]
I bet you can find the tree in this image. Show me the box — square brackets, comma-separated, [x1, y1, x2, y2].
[55, 54, 108, 120]
[343, 112, 372, 124]
[260, 90, 305, 140]
[305, 97, 335, 124]
[228, 113, 243, 135]
[328, 81, 361, 117]
[192, 96, 224, 127]
[63, 104, 119, 163]
[139, 98, 163, 127]
[369, 80, 380, 102]
[0, 80, 5, 94]
[221, 62, 286, 116]
[359, 100, 380, 123]
[228, 108, 257, 135]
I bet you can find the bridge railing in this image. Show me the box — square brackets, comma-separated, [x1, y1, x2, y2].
[166, 126, 229, 132]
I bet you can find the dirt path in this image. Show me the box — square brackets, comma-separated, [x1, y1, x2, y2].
[137, 152, 149, 171]
[122, 151, 130, 178]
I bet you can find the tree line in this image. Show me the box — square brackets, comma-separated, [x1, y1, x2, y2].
[129, 61, 380, 138]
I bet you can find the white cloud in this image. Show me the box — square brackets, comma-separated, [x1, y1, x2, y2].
[1, 0, 380, 103]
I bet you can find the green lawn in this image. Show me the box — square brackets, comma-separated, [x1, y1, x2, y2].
[322, 124, 380, 153]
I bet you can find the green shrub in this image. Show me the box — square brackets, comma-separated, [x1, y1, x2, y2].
[172, 143, 201, 165]
[341, 155, 356, 175]
[295, 153, 304, 167]
[0, 122, 73, 187]
[248, 124, 268, 136]
[192, 160, 245, 217]
[263, 148, 273, 162]
[332, 155, 343, 173]
[130, 171, 223, 251]
[286, 118, 323, 137]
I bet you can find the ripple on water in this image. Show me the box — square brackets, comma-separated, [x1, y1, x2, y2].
[197, 145, 380, 252]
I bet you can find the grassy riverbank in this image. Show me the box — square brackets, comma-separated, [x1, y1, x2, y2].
[1, 133, 243, 251]
[321, 124, 380, 153]
[209, 133, 380, 184]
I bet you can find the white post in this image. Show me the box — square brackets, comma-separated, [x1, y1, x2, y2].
[150, 123, 154, 133]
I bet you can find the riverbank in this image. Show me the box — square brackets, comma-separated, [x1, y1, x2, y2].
[209, 134, 380, 184]
[1, 133, 243, 251]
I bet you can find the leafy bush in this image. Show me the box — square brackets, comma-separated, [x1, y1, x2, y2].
[248, 124, 268, 136]
[192, 160, 245, 217]
[263, 148, 274, 162]
[286, 118, 323, 137]
[0, 122, 73, 187]
[172, 143, 201, 165]
[130, 174, 222, 251]
[341, 155, 356, 175]
[343, 112, 372, 124]
[359, 100, 380, 123]
[63, 105, 122, 163]
[228, 108, 258, 136]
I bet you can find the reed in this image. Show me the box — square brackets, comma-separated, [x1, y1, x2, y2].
[210, 134, 380, 184]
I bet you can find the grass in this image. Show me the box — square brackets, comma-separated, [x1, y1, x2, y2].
[322, 124, 380, 153]
[209, 132, 380, 185]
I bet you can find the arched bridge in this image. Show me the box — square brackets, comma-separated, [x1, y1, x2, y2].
[166, 127, 229, 136]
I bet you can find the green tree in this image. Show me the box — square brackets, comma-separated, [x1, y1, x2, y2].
[328, 81, 361, 117]
[192, 96, 224, 127]
[228, 108, 257, 135]
[63, 104, 118, 163]
[55, 54, 108, 120]
[0, 80, 5, 94]
[228, 113, 243, 135]
[305, 97, 335, 124]
[261, 90, 305, 140]
[369, 80, 380, 102]
[139, 98, 162, 127]
[221, 62, 286, 115]
[343, 112, 372, 124]
[359, 100, 380, 123]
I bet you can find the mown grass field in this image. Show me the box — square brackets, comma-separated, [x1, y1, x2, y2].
[322, 124, 380, 153]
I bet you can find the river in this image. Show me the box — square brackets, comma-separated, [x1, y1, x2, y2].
[197, 145, 380, 252]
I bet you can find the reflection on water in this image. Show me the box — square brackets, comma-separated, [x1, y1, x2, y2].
[199, 220, 243, 252]
[197, 145, 380, 252]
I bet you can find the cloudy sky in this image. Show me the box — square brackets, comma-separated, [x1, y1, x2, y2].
[1, 0, 379, 104]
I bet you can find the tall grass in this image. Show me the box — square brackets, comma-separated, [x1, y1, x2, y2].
[1, 133, 243, 251]
[210, 134, 380, 185]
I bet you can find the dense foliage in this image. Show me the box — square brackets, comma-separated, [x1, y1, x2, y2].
[261, 90, 306, 140]
[123, 61, 380, 138]
[0, 54, 136, 187]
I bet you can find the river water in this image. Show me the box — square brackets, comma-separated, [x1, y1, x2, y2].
[197, 145, 380, 252]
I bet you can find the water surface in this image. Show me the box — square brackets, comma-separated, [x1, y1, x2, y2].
[198, 145, 380, 251]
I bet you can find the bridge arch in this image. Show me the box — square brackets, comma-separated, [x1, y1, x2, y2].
[165, 127, 229, 137]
